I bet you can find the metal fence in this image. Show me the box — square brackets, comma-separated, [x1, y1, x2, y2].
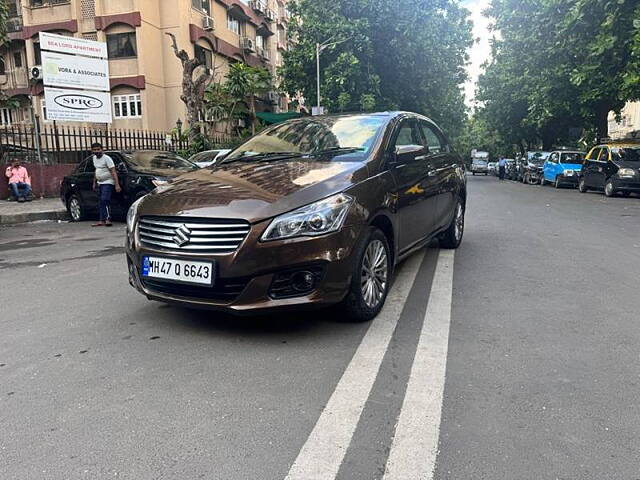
[0, 123, 236, 165]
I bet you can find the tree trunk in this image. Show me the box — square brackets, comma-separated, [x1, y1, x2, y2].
[595, 105, 610, 142]
[249, 96, 256, 136]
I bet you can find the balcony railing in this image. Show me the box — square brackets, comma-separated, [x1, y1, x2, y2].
[29, 0, 70, 7]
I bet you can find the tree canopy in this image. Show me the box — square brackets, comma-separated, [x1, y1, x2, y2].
[281, 0, 473, 136]
[474, 0, 640, 152]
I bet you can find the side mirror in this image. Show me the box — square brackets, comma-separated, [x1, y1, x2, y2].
[394, 144, 425, 164]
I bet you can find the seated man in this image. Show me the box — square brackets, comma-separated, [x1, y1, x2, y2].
[5, 160, 32, 202]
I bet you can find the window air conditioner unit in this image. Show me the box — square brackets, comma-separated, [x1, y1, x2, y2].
[202, 16, 215, 31]
[30, 66, 42, 80]
[242, 37, 256, 53]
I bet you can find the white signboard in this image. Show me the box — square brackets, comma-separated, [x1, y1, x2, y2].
[44, 87, 112, 123]
[42, 51, 110, 92]
[39, 32, 108, 59]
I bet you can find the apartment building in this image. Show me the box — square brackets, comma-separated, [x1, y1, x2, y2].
[608, 101, 640, 139]
[0, 0, 292, 132]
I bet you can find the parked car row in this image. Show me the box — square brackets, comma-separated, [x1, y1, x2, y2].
[493, 139, 640, 198]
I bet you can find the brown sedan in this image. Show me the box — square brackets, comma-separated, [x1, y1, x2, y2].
[125, 112, 466, 321]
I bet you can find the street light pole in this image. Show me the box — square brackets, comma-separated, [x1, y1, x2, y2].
[315, 36, 351, 115]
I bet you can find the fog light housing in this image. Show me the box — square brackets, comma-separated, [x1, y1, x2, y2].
[269, 266, 325, 299]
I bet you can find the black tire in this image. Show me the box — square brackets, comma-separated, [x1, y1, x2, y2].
[578, 177, 588, 193]
[604, 180, 616, 197]
[67, 194, 85, 222]
[541, 176, 547, 186]
[342, 227, 392, 322]
[439, 200, 465, 249]
[554, 176, 561, 188]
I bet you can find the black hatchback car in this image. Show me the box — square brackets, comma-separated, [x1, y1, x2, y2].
[579, 141, 640, 197]
[60, 150, 198, 221]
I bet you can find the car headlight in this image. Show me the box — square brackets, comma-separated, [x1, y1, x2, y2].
[126, 197, 144, 232]
[563, 169, 575, 176]
[152, 178, 169, 187]
[618, 168, 635, 177]
[261, 193, 353, 241]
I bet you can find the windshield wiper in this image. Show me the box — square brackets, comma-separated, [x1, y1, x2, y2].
[312, 147, 366, 155]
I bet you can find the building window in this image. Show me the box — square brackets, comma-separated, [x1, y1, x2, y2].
[0, 108, 14, 126]
[227, 15, 240, 35]
[13, 51, 22, 68]
[256, 35, 265, 49]
[194, 44, 213, 69]
[34, 42, 42, 65]
[42, 99, 49, 122]
[107, 32, 137, 59]
[192, 0, 210, 15]
[113, 94, 142, 118]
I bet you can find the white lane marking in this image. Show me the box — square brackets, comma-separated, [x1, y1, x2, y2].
[285, 251, 426, 480]
[383, 249, 455, 480]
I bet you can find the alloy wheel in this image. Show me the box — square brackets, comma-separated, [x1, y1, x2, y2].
[361, 239, 388, 309]
[69, 198, 82, 221]
[605, 181, 615, 197]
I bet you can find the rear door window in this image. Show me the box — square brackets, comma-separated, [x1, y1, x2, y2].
[598, 148, 610, 162]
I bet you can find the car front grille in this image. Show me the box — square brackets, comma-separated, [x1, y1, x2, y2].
[138, 216, 251, 254]
[141, 277, 249, 303]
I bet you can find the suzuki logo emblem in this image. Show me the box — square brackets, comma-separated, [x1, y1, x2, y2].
[173, 224, 191, 247]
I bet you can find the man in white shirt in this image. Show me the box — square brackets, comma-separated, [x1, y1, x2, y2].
[91, 143, 121, 227]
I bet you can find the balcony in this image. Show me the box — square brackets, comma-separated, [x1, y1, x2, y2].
[6, 16, 23, 33]
[1, 67, 30, 91]
[26, 0, 73, 26]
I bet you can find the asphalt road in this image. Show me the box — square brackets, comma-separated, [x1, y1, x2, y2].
[2, 175, 640, 479]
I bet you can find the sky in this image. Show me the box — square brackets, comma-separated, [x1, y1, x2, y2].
[462, 0, 493, 107]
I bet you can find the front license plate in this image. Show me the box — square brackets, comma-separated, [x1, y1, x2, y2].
[142, 256, 214, 286]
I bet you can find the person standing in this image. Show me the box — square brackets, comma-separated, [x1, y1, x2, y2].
[498, 156, 507, 181]
[5, 160, 32, 202]
[91, 143, 121, 227]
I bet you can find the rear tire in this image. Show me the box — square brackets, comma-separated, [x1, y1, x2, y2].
[67, 194, 85, 222]
[578, 178, 588, 193]
[439, 200, 465, 249]
[342, 227, 391, 322]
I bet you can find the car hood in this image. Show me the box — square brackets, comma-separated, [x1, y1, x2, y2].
[558, 163, 583, 170]
[614, 161, 640, 170]
[137, 160, 368, 224]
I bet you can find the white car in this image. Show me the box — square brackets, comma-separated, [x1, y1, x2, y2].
[189, 149, 232, 168]
[488, 162, 497, 174]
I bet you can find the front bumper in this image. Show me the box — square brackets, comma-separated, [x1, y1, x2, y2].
[557, 174, 579, 185]
[612, 177, 640, 192]
[125, 222, 364, 314]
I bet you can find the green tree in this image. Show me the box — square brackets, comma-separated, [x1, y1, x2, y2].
[226, 63, 271, 135]
[281, 0, 472, 135]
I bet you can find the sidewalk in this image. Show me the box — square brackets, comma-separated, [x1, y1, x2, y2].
[0, 197, 69, 225]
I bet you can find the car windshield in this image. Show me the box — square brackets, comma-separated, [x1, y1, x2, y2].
[472, 159, 487, 164]
[528, 152, 550, 164]
[190, 151, 220, 163]
[124, 151, 198, 171]
[224, 116, 387, 163]
[612, 146, 640, 162]
[560, 153, 585, 164]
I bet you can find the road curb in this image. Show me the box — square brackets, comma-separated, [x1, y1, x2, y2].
[0, 210, 69, 225]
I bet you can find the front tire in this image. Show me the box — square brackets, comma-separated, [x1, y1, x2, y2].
[439, 200, 465, 249]
[342, 227, 391, 322]
[541, 176, 547, 186]
[67, 194, 85, 222]
[604, 180, 616, 197]
[554, 176, 562, 188]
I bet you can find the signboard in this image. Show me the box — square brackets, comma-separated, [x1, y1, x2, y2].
[42, 51, 110, 92]
[44, 88, 112, 123]
[39, 32, 108, 59]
